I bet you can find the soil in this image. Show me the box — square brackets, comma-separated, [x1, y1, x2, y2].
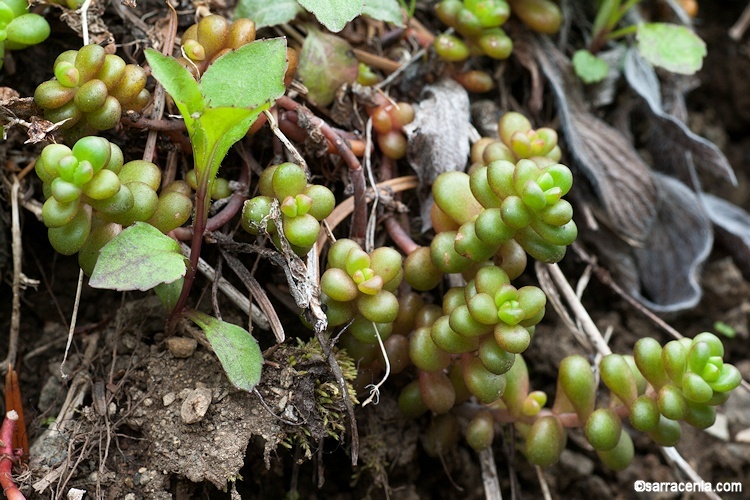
[1, 1, 750, 499]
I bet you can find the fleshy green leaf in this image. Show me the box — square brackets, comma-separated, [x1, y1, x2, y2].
[298, 0, 364, 32]
[144, 49, 203, 132]
[636, 23, 706, 75]
[234, 0, 303, 27]
[185, 309, 263, 392]
[89, 222, 187, 291]
[201, 38, 288, 109]
[572, 49, 609, 84]
[362, 0, 403, 26]
[298, 28, 359, 106]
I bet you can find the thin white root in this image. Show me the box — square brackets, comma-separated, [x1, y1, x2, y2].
[661, 446, 721, 500]
[361, 323, 390, 407]
[79, 0, 93, 46]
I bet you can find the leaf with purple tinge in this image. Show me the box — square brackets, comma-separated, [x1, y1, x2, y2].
[623, 48, 736, 186]
[586, 173, 712, 313]
[534, 35, 658, 245]
[701, 193, 750, 281]
[298, 28, 358, 107]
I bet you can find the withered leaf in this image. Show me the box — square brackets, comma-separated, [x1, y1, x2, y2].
[403, 78, 472, 188]
[403, 79, 472, 233]
[533, 35, 658, 244]
[701, 193, 750, 281]
[623, 49, 736, 185]
[585, 173, 712, 312]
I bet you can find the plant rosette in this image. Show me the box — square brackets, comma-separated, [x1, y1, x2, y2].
[34, 44, 150, 140]
[35, 136, 191, 274]
[241, 162, 335, 256]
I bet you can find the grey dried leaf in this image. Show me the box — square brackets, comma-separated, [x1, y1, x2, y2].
[533, 35, 658, 244]
[701, 193, 750, 280]
[404, 79, 473, 233]
[586, 173, 712, 312]
[623, 49, 736, 185]
[403, 78, 472, 188]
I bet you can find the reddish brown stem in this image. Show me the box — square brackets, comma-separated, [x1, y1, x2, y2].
[4, 368, 26, 461]
[378, 155, 419, 255]
[279, 111, 368, 156]
[276, 96, 367, 243]
[0, 411, 24, 500]
[170, 181, 209, 321]
[384, 217, 418, 254]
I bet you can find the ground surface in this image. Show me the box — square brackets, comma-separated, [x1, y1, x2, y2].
[1, 1, 750, 499]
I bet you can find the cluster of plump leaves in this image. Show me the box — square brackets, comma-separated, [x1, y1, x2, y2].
[177, 15, 257, 78]
[35, 136, 192, 274]
[434, 0, 513, 62]
[433, 0, 562, 62]
[320, 238, 403, 343]
[474, 111, 562, 164]
[428, 112, 576, 275]
[179, 14, 298, 86]
[384, 266, 542, 420]
[370, 100, 415, 160]
[241, 162, 335, 257]
[0, 0, 50, 68]
[34, 44, 150, 140]
[513, 332, 741, 469]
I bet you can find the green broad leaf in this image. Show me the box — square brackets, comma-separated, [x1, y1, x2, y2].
[298, 28, 359, 107]
[636, 23, 706, 75]
[144, 49, 203, 131]
[362, 0, 403, 26]
[201, 38, 288, 109]
[89, 222, 187, 291]
[234, 0, 303, 27]
[155, 278, 184, 312]
[191, 106, 263, 184]
[572, 49, 609, 84]
[184, 309, 263, 392]
[298, 0, 364, 32]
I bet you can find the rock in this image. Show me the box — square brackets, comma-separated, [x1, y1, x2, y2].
[735, 427, 750, 443]
[163, 392, 176, 407]
[166, 337, 197, 358]
[180, 388, 213, 424]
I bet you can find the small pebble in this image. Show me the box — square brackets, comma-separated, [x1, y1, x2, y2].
[166, 337, 198, 358]
[735, 427, 750, 443]
[67, 488, 86, 500]
[163, 392, 176, 407]
[181, 387, 212, 424]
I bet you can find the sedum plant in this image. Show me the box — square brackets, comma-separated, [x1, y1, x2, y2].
[241, 162, 335, 257]
[433, 0, 562, 62]
[34, 44, 150, 140]
[25, 7, 743, 482]
[0, 0, 50, 69]
[34, 136, 192, 274]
